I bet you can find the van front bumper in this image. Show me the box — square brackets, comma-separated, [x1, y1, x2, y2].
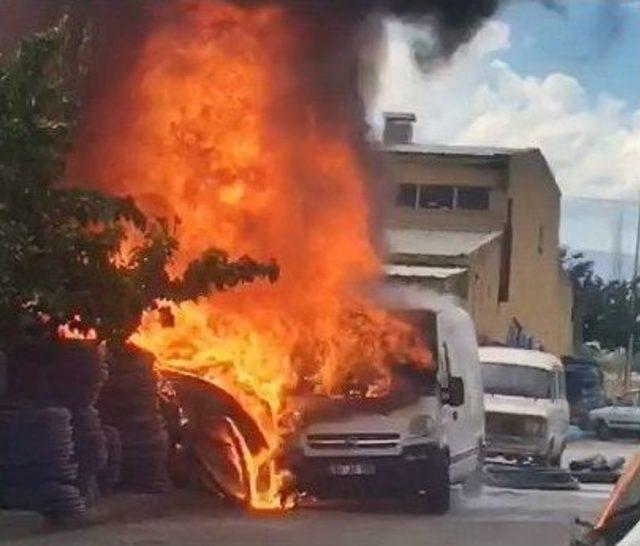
[289, 443, 444, 498]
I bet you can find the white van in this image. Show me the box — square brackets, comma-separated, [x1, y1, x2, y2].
[479, 347, 569, 466]
[291, 305, 485, 514]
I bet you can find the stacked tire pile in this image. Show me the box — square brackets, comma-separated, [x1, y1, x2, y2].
[98, 424, 122, 494]
[0, 404, 85, 519]
[70, 407, 108, 507]
[98, 345, 171, 493]
[46, 341, 111, 508]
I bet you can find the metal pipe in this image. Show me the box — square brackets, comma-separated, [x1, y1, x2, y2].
[625, 192, 640, 389]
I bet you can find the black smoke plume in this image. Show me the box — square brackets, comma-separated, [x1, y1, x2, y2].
[1, 0, 503, 94]
[0, 0, 509, 264]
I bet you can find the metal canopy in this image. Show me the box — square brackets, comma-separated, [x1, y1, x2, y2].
[384, 264, 467, 280]
[385, 229, 502, 258]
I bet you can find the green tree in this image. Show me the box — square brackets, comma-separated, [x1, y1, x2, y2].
[561, 248, 640, 351]
[0, 18, 277, 350]
[585, 280, 634, 350]
[561, 248, 601, 348]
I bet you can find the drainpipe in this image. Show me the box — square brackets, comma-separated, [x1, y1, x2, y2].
[625, 192, 640, 389]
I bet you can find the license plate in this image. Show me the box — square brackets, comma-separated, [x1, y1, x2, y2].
[329, 463, 376, 476]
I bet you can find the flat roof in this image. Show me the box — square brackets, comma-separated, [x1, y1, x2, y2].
[386, 229, 502, 258]
[479, 347, 562, 371]
[384, 264, 467, 279]
[379, 142, 534, 158]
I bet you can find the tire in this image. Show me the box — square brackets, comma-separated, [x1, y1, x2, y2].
[423, 450, 450, 514]
[548, 453, 562, 467]
[596, 420, 611, 441]
[543, 440, 562, 468]
[98, 425, 122, 493]
[549, 441, 566, 468]
[0, 461, 79, 486]
[462, 447, 484, 497]
[192, 417, 251, 506]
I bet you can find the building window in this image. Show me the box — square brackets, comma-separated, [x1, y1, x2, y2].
[458, 187, 490, 210]
[396, 183, 418, 207]
[395, 183, 490, 212]
[419, 185, 454, 209]
[537, 225, 544, 255]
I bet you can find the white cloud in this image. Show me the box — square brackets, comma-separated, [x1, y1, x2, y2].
[371, 20, 640, 199]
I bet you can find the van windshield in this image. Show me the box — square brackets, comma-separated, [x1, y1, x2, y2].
[481, 362, 553, 399]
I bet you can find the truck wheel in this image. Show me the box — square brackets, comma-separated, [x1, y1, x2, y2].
[595, 420, 611, 441]
[426, 450, 450, 514]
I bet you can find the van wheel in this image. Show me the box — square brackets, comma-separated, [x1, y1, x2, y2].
[545, 441, 563, 467]
[548, 452, 562, 467]
[462, 446, 484, 497]
[554, 442, 566, 467]
[424, 450, 450, 514]
[595, 420, 611, 441]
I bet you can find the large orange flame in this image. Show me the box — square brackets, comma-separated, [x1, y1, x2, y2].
[70, 1, 430, 508]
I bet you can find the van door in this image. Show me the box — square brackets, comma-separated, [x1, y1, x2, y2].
[437, 309, 483, 482]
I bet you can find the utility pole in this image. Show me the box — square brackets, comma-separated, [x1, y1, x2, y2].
[625, 192, 640, 389]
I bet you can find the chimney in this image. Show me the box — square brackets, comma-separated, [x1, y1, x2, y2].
[383, 112, 416, 145]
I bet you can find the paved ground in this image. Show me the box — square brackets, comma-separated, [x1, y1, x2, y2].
[1, 433, 638, 546]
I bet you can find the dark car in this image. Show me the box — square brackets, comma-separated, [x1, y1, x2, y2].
[562, 356, 607, 429]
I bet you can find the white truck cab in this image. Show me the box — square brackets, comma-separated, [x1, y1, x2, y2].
[291, 305, 485, 513]
[480, 347, 569, 466]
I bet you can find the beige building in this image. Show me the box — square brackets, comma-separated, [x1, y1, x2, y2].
[380, 113, 573, 356]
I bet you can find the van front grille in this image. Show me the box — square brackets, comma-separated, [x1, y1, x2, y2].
[306, 432, 400, 450]
[486, 412, 545, 438]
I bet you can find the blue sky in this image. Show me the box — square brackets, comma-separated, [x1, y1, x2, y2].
[497, 0, 640, 263]
[376, 0, 639, 270]
[497, 0, 640, 110]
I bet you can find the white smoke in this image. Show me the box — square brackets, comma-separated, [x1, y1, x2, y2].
[376, 282, 463, 313]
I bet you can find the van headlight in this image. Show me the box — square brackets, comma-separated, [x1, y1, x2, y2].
[523, 417, 546, 437]
[408, 415, 436, 437]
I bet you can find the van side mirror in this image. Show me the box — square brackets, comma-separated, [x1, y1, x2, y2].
[448, 376, 465, 407]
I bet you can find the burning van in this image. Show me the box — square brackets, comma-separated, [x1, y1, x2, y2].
[289, 304, 485, 514]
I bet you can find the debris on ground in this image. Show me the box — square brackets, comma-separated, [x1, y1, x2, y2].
[569, 455, 625, 484]
[571, 454, 640, 546]
[483, 462, 580, 490]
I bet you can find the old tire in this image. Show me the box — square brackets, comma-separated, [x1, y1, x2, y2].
[596, 420, 611, 441]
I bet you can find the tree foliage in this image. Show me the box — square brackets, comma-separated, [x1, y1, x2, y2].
[561, 248, 638, 351]
[0, 19, 278, 349]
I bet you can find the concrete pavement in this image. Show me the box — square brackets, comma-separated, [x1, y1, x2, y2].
[1, 435, 638, 546]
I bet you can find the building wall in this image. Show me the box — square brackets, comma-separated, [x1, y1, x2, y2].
[497, 151, 573, 355]
[383, 148, 574, 356]
[466, 237, 504, 344]
[384, 152, 506, 233]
